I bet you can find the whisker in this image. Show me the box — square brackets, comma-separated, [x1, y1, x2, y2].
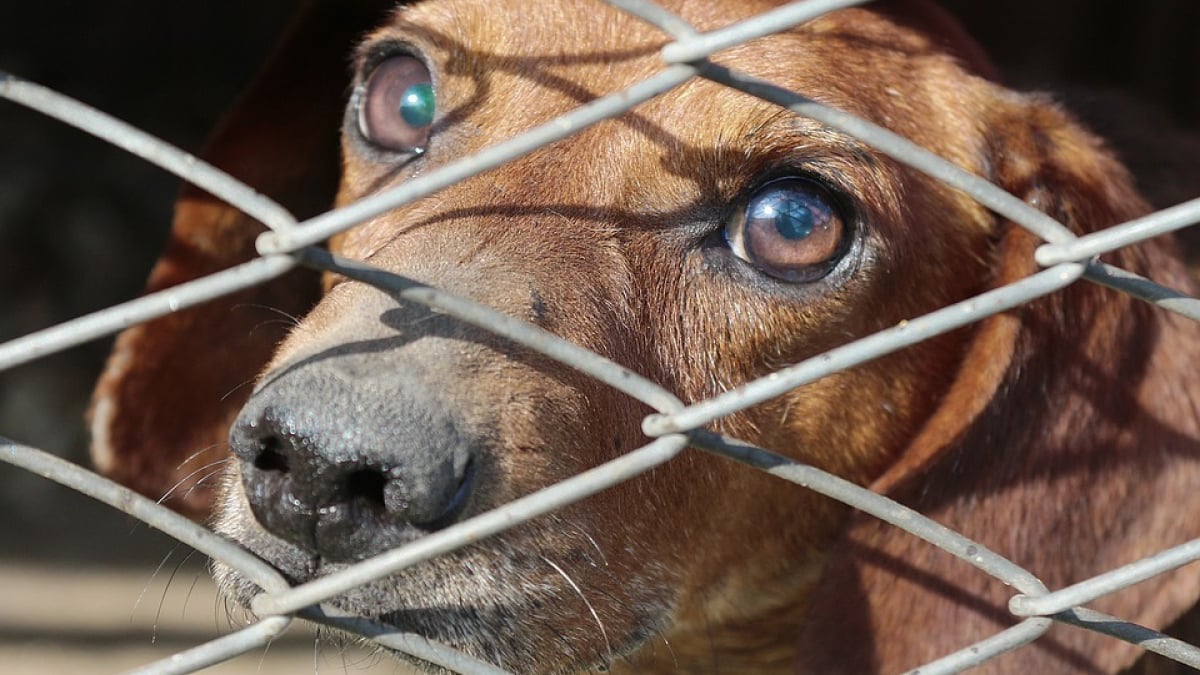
[177, 461, 233, 503]
[132, 545, 180, 634]
[250, 317, 302, 335]
[154, 548, 198, 643]
[181, 572, 201, 620]
[157, 456, 232, 505]
[124, 452, 221, 537]
[257, 636, 274, 673]
[542, 555, 612, 667]
[574, 526, 609, 567]
[232, 302, 304, 327]
[661, 631, 678, 669]
[221, 375, 261, 402]
[174, 443, 223, 472]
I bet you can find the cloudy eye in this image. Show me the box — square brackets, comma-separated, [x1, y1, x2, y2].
[357, 55, 435, 153]
[725, 177, 849, 282]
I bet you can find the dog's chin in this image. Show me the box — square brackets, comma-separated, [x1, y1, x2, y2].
[211, 512, 672, 675]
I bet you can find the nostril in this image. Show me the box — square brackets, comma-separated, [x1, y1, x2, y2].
[409, 455, 476, 531]
[253, 437, 290, 473]
[345, 468, 387, 509]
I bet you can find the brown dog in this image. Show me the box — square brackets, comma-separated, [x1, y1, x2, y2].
[89, 0, 1200, 673]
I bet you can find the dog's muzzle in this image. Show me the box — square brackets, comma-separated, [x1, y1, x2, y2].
[229, 354, 477, 562]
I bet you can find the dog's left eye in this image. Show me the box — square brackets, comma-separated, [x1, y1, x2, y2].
[725, 177, 848, 282]
[357, 55, 435, 153]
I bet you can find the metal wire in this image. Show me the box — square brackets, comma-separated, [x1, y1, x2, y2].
[659, 0, 873, 63]
[254, 65, 696, 256]
[301, 606, 516, 675]
[0, 73, 298, 233]
[0, 255, 297, 372]
[1010, 540, 1200, 618]
[1036, 196, 1200, 265]
[3, 0, 1200, 673]
[124, 617, 293, 675]
[642, 263, 1085, 436]
[0, 438, 288, 595]
[1082, 261, 1200, 321]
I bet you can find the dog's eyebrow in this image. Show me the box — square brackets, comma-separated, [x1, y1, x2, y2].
[738, 111, 882, 176]
[352, 37, 427, 79]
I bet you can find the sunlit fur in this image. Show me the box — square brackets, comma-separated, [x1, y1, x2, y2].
[93, 1, 1200, 673]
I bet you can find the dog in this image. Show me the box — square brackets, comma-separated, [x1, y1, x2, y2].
[88, 0, 1200, 672]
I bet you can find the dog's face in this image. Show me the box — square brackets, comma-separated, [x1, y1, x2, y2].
[212, 1, 1010, 670]
[80, 0, 1200, 673]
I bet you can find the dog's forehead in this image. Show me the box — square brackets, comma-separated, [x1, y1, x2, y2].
[339, 0, 989, 242]
[363, 0, 964, 126]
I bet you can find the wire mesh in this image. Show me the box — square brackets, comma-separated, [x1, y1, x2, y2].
[3, 1, 1200, 673]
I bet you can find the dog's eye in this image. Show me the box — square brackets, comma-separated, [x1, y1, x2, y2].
[357, 55, 435, 153]
[725, 177, 847, 282]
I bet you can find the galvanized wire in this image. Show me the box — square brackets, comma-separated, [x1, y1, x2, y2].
[642, 263, 1085, 436]
[0, 72, 297, 233]
[293, 248, 685, 414]
[1036, 196, 1200, 265]
[658, 0, 873, 63]
[3, 0, 1200, 673]
[0, 438, 288, 595]
[301, 606, 516, 675]
[124, 617, 293, 675]
[687, 431, 1049, 596]
[1053, 608, 1200, 670]
[1011, 540, 1200, 618]
[254, 65, 696, 256]
[899, 619, 1053, 675]
[0, 256, 297, 372]
[1083, 261, 1200, 321]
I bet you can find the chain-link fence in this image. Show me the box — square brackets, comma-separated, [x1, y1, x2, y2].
[3, 0, 1200, 673]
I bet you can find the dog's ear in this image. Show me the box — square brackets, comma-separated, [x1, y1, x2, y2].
[797, 97, 1200, 672]
[89, 0, 392, 518]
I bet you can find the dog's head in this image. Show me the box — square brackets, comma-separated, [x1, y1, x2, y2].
[91, 1, 1200, 673]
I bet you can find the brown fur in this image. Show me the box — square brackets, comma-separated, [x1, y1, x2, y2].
[91, 1, 1200, 673]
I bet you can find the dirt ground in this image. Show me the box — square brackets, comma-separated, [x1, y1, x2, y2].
[0, 561, 409, 675]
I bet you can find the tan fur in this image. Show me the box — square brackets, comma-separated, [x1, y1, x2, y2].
[91, 1, 1200, 673]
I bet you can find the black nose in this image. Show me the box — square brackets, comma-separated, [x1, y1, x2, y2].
[229, 360, 477, 562]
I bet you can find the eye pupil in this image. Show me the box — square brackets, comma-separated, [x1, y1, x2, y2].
[726, 177, 849, 283]
[766, 199, 816, 241]
[399, 83, 436, 128]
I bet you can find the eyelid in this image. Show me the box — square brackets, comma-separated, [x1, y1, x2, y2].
[356, 39, 427, 82]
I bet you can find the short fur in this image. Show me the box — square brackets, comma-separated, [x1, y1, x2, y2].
[91, 1, 1200, 673]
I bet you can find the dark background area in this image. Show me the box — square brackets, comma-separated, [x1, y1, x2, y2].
[0, 1, 298, 563]
[0, 2, 1194, 669]
[950, 0, 1200, 122]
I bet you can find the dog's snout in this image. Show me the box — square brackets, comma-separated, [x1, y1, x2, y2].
[230, 363, 477, 562]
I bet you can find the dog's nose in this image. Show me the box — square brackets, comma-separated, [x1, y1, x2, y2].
[229, 361, 477, 562]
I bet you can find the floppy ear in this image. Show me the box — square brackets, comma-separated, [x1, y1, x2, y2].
[796, 98, 1200, 672]
[89, 0, 393, 518]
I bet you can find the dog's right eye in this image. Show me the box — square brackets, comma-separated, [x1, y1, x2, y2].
[724, 177, 849, 283]
[357, 55, 436, 154]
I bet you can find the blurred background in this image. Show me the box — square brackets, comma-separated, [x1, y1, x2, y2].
[0, 1, 1195, 673]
